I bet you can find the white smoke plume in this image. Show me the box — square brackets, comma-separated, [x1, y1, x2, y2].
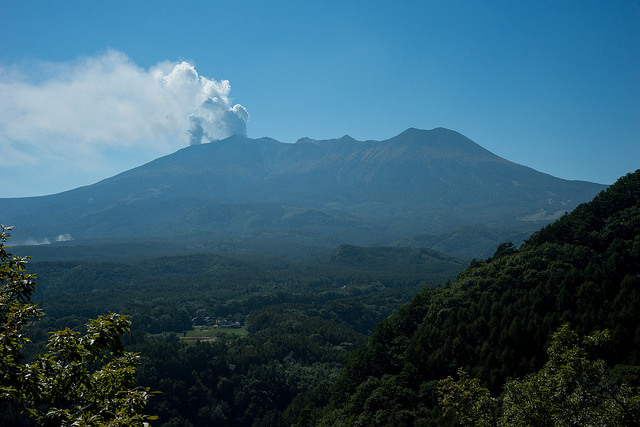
[160, 60, 249, 145]
[21, 233, 73, 246]
[56, 233, 73, 242]
[23, 237, 51, 246]
[0, 50, 249, 167]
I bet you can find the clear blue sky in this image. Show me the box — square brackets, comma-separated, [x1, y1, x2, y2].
[1, 1, 638, 197]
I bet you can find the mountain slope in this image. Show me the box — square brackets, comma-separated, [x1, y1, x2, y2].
[0, 128, 606, 258]
[321, 170, 640, 425]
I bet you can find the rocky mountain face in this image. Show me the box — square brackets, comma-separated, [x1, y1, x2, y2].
[0, 128, 606, 259]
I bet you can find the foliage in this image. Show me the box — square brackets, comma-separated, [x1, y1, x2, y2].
[0, 225, 154, 426]
[19, 313, 156, 426]
[439, 324, 640, 426]
[31, 245, 462, 336]
[439, 368, 496, 426]
[0, 225, 42, 406]
[126, 303, 365, 426]
[17, 239, 461, 426]
[323, 170, 640, 424]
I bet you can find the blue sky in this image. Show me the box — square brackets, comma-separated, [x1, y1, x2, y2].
[1, 1, 638, 197]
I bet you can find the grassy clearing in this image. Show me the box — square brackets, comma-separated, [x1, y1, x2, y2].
[181, 325, 248, 340]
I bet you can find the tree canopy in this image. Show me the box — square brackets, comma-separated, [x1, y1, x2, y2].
[440, 324, 640, 426]
[0, 225, 155, 426]
[321, 170, 640, 425]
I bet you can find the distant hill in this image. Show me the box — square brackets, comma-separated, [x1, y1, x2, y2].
[322, 170, 640, 425]
[1, 128, 606, 259]
[328, 244, 465, 277]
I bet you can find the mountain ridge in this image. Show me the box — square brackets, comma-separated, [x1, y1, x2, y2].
[1, 127, 607, 259]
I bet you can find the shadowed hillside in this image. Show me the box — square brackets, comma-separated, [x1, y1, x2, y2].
[319, 170, 640, 425]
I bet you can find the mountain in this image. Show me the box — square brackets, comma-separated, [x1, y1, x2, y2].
[0, 128, 606, 259]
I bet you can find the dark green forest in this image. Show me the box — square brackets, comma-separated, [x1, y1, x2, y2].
[322, 170, 640, 425]
[15, 244, 463, 425]
[2, 170, 639, 426]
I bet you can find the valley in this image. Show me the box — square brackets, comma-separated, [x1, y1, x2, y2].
[2, 129, 637, 426]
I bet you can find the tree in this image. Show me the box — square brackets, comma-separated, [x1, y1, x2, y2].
[439, 324, 640, 426]
[500, 324, 640, 426]
[490, 242, 516, 261]
[439, 368, 496, 426]
[0, 225, 42, 413]
[0, 225, 155, 426]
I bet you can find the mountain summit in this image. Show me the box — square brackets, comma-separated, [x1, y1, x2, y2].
[1, 128, 606, 259]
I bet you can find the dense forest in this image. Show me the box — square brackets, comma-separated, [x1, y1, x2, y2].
[2, 170, 639, 425]
[321, 170, 640, 425]
[30, 245, 464, 336]
[16, 244, 463, 425]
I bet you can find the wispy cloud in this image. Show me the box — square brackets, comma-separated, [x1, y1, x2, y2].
[0, 50, 248, 178]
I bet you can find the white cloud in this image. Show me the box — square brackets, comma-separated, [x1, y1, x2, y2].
[0, 50, 249, 194]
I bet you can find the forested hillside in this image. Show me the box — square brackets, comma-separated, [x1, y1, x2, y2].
[320, 170, 640, 425]
[5, 170, 637, 425]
